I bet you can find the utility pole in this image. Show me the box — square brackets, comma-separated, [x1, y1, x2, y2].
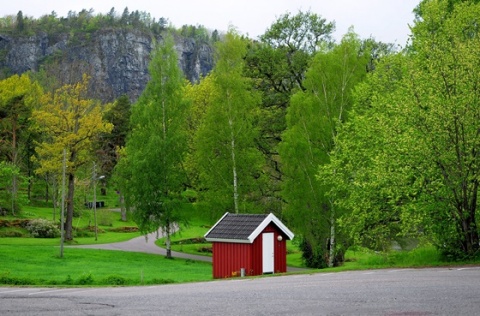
[60, 149, 66, 258]
[92, 162, 105, 242]
[93, 162, 98, 241]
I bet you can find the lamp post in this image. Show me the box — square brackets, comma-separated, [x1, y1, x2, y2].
[92, 163, 105, 241]
[60, 149, 66, 258]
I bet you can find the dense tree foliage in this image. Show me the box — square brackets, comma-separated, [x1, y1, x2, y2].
[324, 0, 480, 259]
[97, 94, 131, 179]
[280, 30, 370, 267]
[193, 29, 264, 220]
[118, 35, 190, 257]
[0, 74, 42, 212]
[245, 11, 335, 214]
[0, 8, 214, 43]
[31, 75, 112, 240]
[2, 2, 479, 265]
[0, 7, 168, 37]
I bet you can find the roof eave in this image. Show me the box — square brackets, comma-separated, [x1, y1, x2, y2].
[247, 213, 295, 242]
[203, 212, 230, 239]
[204, 237, 252, 244]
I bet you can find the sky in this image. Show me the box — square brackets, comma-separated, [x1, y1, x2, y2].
[1, 0, 421, 46]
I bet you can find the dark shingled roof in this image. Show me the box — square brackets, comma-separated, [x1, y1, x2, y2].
[205, 213, 269, 240]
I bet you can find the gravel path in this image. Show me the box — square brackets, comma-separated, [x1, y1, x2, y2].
[73, 230, 212, 262]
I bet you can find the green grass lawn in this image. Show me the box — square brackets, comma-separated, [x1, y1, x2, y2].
[1, 205, 213, 286]
[0, 245, 212, 286]
[2, 205, 479, 286]
[1, 205, 140, 245]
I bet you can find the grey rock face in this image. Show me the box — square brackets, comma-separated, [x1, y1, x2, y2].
[0, 29, 214, 102]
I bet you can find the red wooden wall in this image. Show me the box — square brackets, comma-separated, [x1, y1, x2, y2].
[212, 242, 252, 278]
[263, 223, 288, 274]
[211, 223, 288, 278]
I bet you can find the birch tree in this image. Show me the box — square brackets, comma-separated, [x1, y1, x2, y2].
[280, 30, 369, 267]
[195, 29, 263, 219]
[120, 35, 189, 258]
[245, 11, 335, 214]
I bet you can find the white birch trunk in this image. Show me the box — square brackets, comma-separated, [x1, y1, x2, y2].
[230, 123, 239, 214]
[328, 199, 335, 268]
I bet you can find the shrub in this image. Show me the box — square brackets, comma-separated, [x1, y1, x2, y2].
[0, 229, 25, 237]
[73, 228, 94, 238]
[147, 278, 175, 285]
[97, 209, 114, 226]
[0, 272, 32, 285]
[26, 219, 60, 238]
[63, 275, 73, 285]
[76, 273, 94, 285]
[300, 238, 328, 269]
[108, 226, 138, 232]
[103, 275, 127, 285]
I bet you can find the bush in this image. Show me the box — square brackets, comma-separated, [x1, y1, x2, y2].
[147, 278, 175, 285]
[97, 209, 114, 226]
[103, 275, 127, 285]
[76, 273, 94, 285]
[108, 226, 138, 232]
[0, 272, 32, 285]
[73, 229, 94, 238]
[0, 229, 25, 237]
[26, 219, 60, 238]
[300, 238, 328, 269]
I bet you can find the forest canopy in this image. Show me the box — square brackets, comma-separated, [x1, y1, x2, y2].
[1, 0, 479, 267]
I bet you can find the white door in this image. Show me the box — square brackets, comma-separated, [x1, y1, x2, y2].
[262, 232, 274, 273]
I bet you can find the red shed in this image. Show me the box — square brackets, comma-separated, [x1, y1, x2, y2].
[204, 212, 294, 279]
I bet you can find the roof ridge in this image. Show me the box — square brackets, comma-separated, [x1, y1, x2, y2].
[204, 212, 294, 243]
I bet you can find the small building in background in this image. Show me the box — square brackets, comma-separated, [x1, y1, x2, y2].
[204, 212, 294, 279]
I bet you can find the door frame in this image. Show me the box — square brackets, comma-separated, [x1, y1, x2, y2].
[262, 232, 274, 273]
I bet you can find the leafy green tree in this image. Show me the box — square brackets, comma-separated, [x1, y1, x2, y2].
[97, 94, 131, 179]
[32, 75, 113, 241]
[194, 29, 263, 219]
[0, 162, 28, 214]
[245, 11, 335, 214]
[0, 74, 43, 213]
[184, 74, 217, 189]
[326, 0, 480, 259]
[280, 30, 370, 268]
[321, 53, 412, 252]
[120, 35, 190, 258]
[414, 0, 480, 19]
[406, 0, 480, 258]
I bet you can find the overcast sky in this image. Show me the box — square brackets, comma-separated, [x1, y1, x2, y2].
[1, 0, 420, 46]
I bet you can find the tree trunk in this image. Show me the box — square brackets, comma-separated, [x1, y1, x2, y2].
[165, 226, 172, 259]
[11, 114, 18, 215]
[459, 180, 479, 256]
[120, 193, 127, 222]
[460, 212, 479, 256]
[328, 199, 336, 268]
[52, 179, 57, 222]
[65, 172, 75, 241]
[229, 119, 239, 214]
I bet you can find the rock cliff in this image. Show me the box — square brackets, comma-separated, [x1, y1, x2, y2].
[0, 28, 214, 102]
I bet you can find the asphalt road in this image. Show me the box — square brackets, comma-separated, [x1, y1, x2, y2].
[2, 266, 480, 315]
